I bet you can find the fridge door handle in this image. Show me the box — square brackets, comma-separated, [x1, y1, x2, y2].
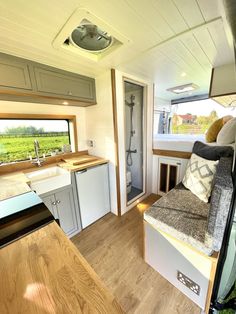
[77, 169, 87, 174]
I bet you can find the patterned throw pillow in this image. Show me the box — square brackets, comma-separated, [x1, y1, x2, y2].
[182, 153, 218, 203]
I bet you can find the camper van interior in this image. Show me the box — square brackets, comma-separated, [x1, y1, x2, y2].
[1, 0, 236, 313]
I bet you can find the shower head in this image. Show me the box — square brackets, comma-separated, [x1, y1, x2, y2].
[125, 94, 135, 107]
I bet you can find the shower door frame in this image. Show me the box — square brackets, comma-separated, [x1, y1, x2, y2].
[123, 77, 147, 207]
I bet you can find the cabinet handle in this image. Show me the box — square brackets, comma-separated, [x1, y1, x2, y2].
[56, 200, 61, 204]
[52, 201, 56, 205]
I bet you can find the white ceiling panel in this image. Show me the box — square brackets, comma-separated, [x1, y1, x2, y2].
[196, 0, 221, 21]
[151, 0, 188, 34]
[0, 0, 234, 101]
[172, 0, 205, 27]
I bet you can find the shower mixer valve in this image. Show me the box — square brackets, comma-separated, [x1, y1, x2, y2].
[126, 149, 137, 153]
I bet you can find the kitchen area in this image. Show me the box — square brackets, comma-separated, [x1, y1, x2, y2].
[0, 47, 122, 312]
[0, 151, 123, 313]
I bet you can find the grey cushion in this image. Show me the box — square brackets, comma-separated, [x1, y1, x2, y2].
[205, 157, 233, 251]
[192, 141, 233, 161]
[144, 183, 212, 255]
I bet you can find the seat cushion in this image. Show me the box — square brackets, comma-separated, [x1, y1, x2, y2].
[144, 183, 212, 255]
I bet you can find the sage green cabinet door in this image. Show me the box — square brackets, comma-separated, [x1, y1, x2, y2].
[54, 188, 78, 237]
[0, 53, 33, 91]
[33, 66, 96, 102]
[41, 194, 58, 218]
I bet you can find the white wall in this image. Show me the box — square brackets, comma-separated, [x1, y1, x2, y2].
[85, 71, 118, 215]
[115, 70, 154, 215]
[0, 101, 88, 151]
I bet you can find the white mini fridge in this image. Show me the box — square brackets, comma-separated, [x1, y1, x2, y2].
[75, 164, 110, 229]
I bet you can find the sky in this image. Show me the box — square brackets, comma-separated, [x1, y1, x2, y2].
[0, 119, 69, 133]
[174, 98, 236, 117]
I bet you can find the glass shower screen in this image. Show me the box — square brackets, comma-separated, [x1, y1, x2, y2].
[124, 81, 145, 204]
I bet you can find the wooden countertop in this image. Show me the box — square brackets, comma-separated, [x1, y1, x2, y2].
[0, 221, 123, 313]
[58, 158, 108, 172]
[0, 172, 31, 201]
[0, 155, 108, 201]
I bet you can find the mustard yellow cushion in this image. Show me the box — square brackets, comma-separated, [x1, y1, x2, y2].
[205, 118, 224, 143]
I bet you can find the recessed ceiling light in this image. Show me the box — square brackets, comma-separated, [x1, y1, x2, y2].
[167, 83, 199, 94]
[181, 72, 187, 77]
[62, 101, 69, 105]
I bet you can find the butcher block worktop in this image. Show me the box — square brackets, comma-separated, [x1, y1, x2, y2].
[0, 154, 108, 201]
[0, 172, 31, 201]
[0, 221, 124, 314]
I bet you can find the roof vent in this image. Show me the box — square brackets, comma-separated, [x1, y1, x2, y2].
[69, 20, 113, 52]
[53, 8, 130, 62]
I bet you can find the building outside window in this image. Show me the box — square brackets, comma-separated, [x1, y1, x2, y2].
[153, 98, 236, 137]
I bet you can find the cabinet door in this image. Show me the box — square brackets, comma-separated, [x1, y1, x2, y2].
[54, 188, 78, 237]
[0, 53, 33, 91]
[40, 194, 58, 218]
[33, 66, 96, 102]
[158, 157, 181, 195]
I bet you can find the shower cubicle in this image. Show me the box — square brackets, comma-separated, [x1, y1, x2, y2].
[124, 81, 145, 204]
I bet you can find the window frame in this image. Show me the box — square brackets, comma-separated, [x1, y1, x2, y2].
[0, 113, 78, 164]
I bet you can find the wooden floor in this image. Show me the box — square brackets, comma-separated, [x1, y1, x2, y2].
[72, 194, 201, 314]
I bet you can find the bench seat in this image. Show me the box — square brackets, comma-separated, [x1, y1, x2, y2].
[144, 183, 213, 255]
[145, 157, 233, 256]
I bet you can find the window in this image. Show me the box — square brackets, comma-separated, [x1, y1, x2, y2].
[154, 98, 236, 136]
[0, 114, 77, 164]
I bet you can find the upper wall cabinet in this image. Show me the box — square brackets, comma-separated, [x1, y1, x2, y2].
[0, 52, 96, 106]
[33, 65, 96, 103]
[0, 53, 33, 92]
[209, 63, 236, 107]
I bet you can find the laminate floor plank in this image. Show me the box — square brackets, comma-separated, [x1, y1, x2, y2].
[72, 194, 200, 314]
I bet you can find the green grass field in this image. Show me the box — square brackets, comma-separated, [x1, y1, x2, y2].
[0, 135, 70, 163]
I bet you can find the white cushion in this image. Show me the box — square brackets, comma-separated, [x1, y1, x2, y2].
[182, 153, 218, 203]
[217, 117, 236, 145]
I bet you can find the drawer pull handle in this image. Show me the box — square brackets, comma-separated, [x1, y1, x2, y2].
[56, 200, 61, 204]
[52, 201, 56, 205]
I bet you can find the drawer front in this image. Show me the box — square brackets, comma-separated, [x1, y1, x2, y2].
[33, 66, 96, 101]
[0, 55, 33, 91]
